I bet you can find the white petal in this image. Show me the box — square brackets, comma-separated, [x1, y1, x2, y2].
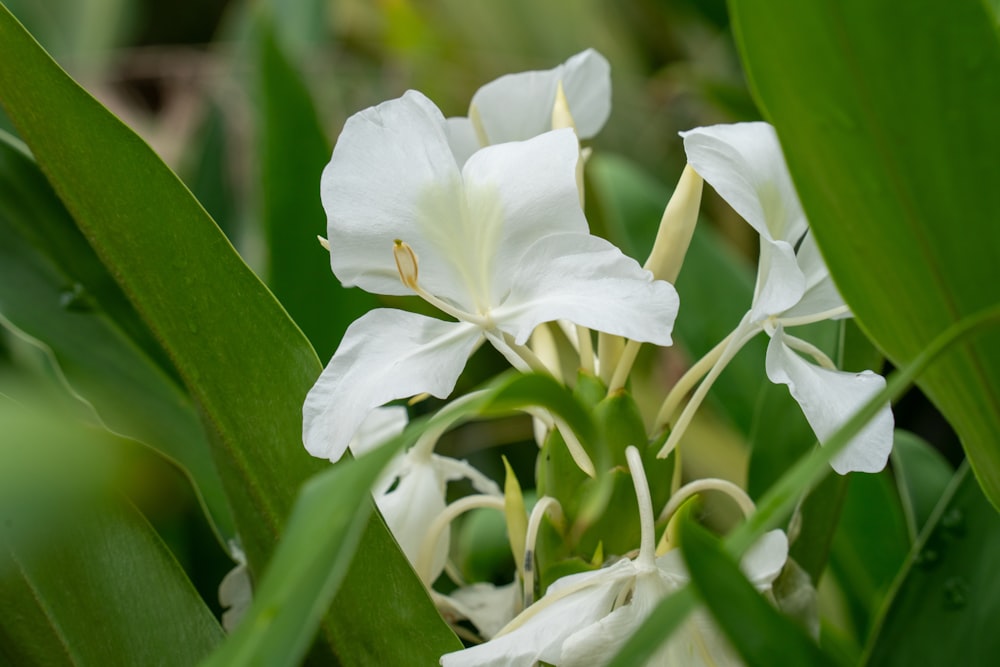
[470, 49, 611, 144]
[460, 128, 589, 304]
[440, 561, 634, 667]
[322, 90, 472, 306]
[751, 238, 807, 321]
[376, 456, 449, 576]
[302, 309, 482, 462]
[765, 328, 894, 474]
[432, 454, 502, 496]
[561, 570, 671, 667]
[447, 581, 521, 639]
[446, 116, 481, 167]
[681, 122, 808, 245]
[347, 406, 408, 456]
[739, 529, 789, 590]
[778, 232, 848, 321]
[494, 232, 679, 346]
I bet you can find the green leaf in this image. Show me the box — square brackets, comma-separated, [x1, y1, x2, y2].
[0, 130, 235, 543]
[730, 0, 1000, 507]
[0, 405, 223, 666]
[254, 14, 378, 361]
[828, 470, 909, 644]
[863, 463, 1000, 665]
[0, 6, 457, 662]
[587, 153, 767, 436]
[679, 519, 838, 667]
[891, 429, 955, 541]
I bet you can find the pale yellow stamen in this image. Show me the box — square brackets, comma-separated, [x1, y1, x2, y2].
[317, 235, 331, 251]
[393, 239, 419, 288]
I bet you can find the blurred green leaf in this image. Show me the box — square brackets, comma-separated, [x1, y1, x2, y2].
[863, 463, 1000, 666]
[891, 430, 955, 541]
[0, 404, 223, 666]
[731, 0, 1000, 507]
[587, 153, 767, 436]
[680, 519, 838, 667]
[0, 130, 235, 543]
[254, 14, 378, 361]
[828, 470, 909, 644]
[0, 6, 457, 662]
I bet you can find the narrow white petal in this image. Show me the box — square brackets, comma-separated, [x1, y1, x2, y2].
[778, 232, 848, 321]
[751, 238, 807, 321]
[765, 328, 894, 474]
[460, 128, 589, 304]
[322, 90, 471, 305]
[432, 454, 502, 496]
[681, 122, 808, 245]
[494, 232, 678, 346]
[302, 309, 482, 462]
[469, 49, 611, 144]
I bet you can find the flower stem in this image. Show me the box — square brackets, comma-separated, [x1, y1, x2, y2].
[657, 478, 757, 525]
[607, 338, 641, 394]
[576, 324, 595, 374]
[654, 331, 734, 429]
[522, 496, 565, 606]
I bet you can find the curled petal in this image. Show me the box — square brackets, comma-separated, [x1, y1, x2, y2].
[765, 327, 893, 474]
[681, 122, 808, 245]
[494, 232, 679, 346]
[303, 309, 482, 462]
[376, 457, 449, 577]
[751, 238, 807, 321]
[470, 49, 611, 144]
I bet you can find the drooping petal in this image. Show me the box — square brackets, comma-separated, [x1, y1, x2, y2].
[778, 232, 849, 322]
[303, 309, 482, 462]
[469, 49, 611, 144]
[681, 122, 808, 246]
[440, 560, 635, 667]
[322, 90, 471, 305]
[765, 327, 893, 474]
[493, 232, 678, 346]
[459, 128, 589, 303]
[376, 455, 449, 578]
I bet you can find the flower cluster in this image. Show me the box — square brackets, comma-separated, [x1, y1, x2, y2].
[299, 50, 894, 665]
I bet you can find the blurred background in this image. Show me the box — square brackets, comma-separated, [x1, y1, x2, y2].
[0, 0, 959, 634]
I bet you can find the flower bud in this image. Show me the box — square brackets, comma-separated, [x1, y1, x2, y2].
[644, 164, 703, 283]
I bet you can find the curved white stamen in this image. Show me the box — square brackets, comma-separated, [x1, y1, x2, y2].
[625, 446, 656, 570]
[657, 477, 757, 525]
[779, 332, 837, 370]
[416, 495, 506, 585]
[778, 304, 851, 328]
[522, 496, 565, 606]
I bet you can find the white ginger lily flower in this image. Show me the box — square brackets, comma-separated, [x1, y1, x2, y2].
[303, 90, 678, 463]
[350, 406, 501, 583]
[441, 447, 788, 666]
[446, 49, 611, 165]
[663, 122, 892, 474]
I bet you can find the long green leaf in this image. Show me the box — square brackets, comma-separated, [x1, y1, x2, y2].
[0, 405, 223, 666]
[863, 463, 1000, 666]
[0, 5, 457, 662]
[730, 0, 1000, 507]
[0, 129, 235, 542]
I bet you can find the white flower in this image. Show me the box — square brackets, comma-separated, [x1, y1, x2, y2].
[441, 447, 788, 666]
[446, 49, 611, 165]
[678, 122, 893, 474]
[303, 91, 678, 462]
[348, 406, 501, 583]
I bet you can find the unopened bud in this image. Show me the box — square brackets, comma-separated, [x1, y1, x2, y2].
[551, 81, 576, 132]
[644, 164, 703, 283]
[393, 239, 419, 289]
